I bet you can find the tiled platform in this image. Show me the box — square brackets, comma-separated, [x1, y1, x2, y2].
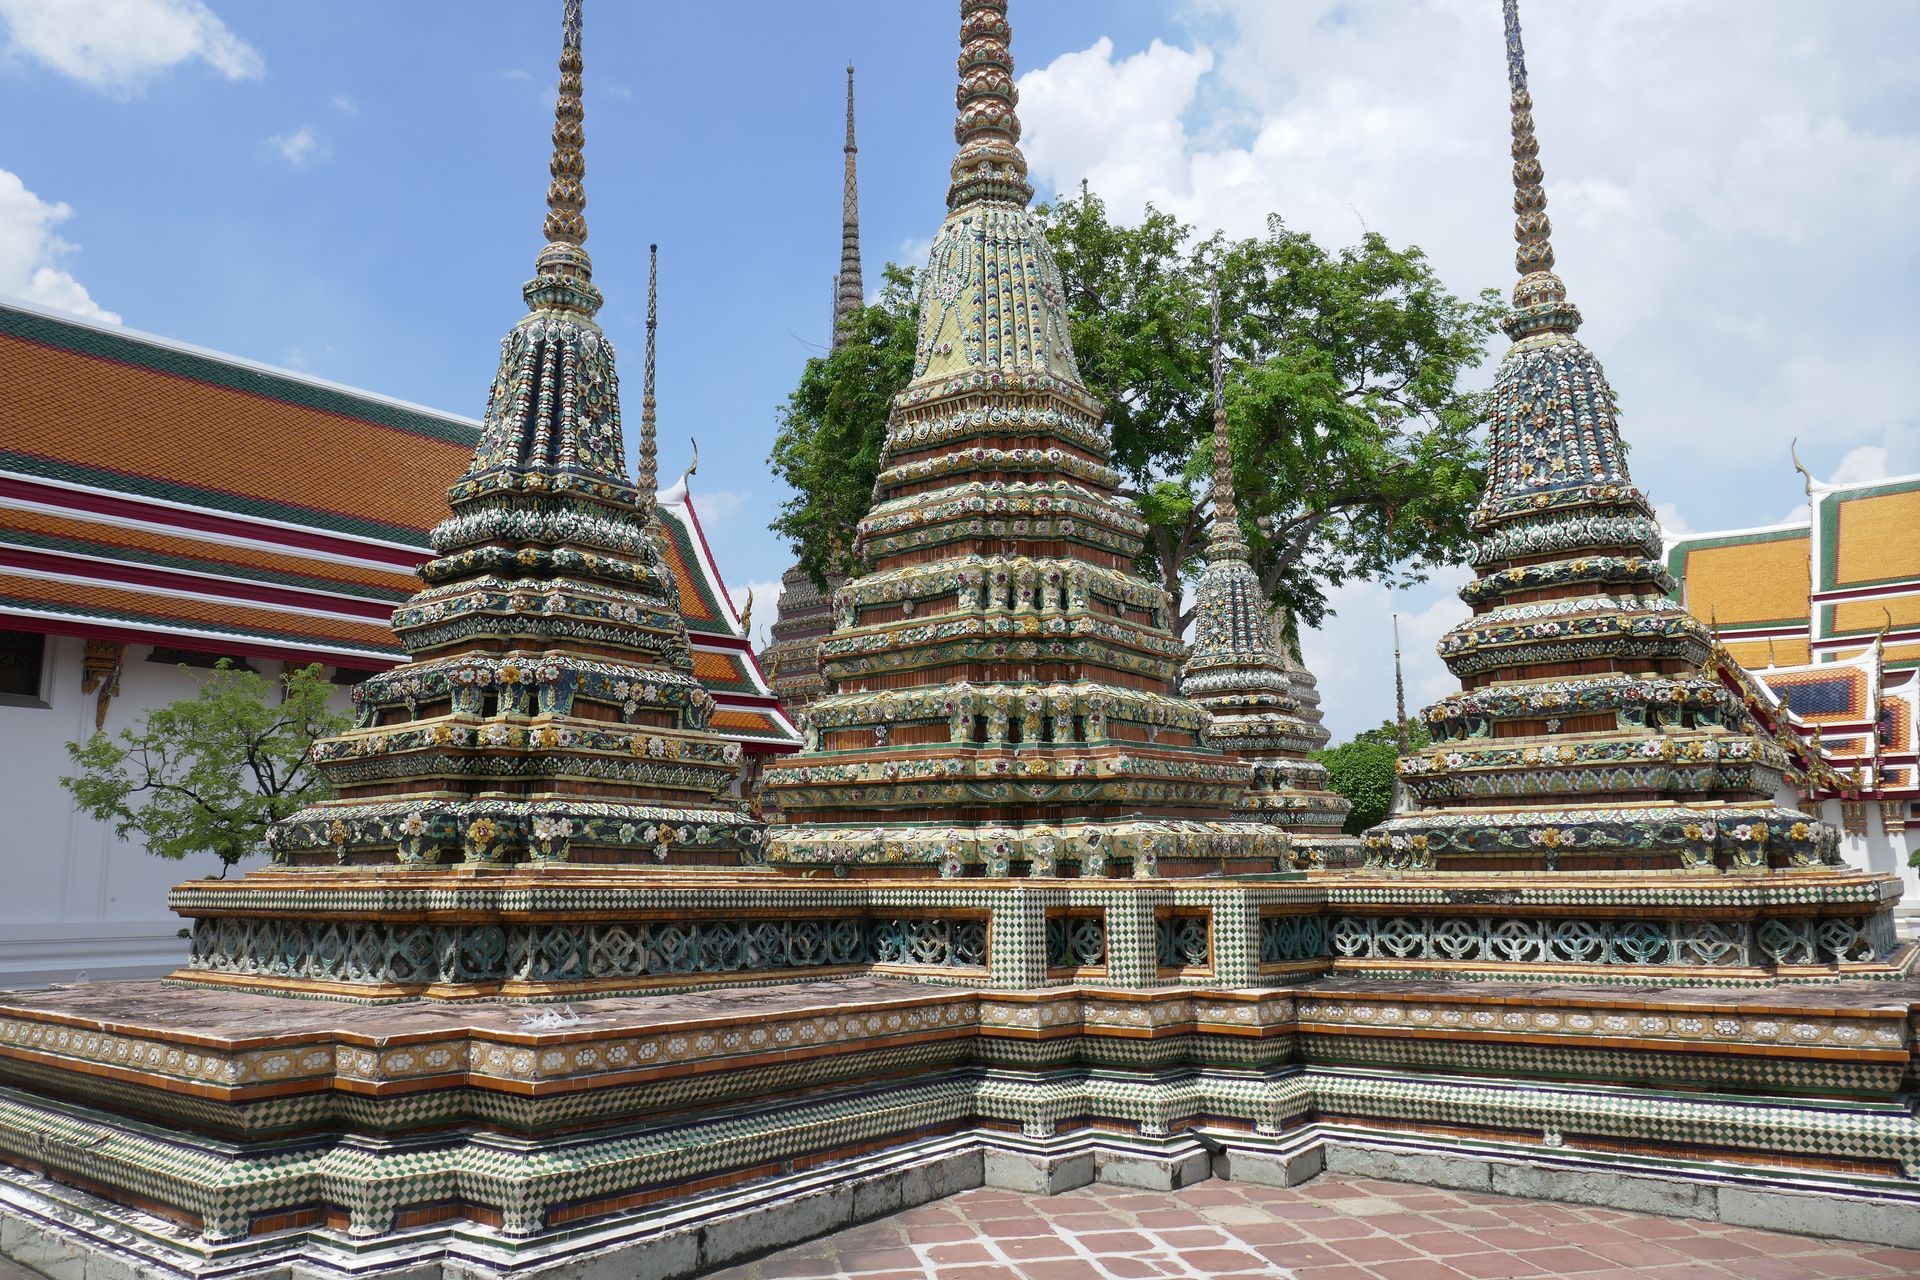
[707, 1175, 1920, 1280]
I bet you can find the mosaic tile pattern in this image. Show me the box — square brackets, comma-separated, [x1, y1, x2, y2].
[707, 1176, 1920, 1280]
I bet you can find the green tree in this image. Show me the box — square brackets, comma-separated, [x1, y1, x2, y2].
[61, 660, 348, 876]
[769, 196, 1504, 629]
[1042, 196, 1504, 630]
[770, 263, 920, 584]
[1315, 717, 1433, 836]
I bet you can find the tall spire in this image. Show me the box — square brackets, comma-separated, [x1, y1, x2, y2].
[947, 0, 1033, 210]
[1208, 283, 1247, 562]
[1392, 613, 1409, 755]
[832, 65, 864, 347]
[526, 0, 599, 318]
[639, 242, 659, 506]
[1502, 0, 1577, 338]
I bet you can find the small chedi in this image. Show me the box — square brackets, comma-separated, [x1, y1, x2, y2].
[764, 562, 840, 716]
[1355, 0, 1895, 976]
[763, 0, 1286, 877]
[764, 67, 858, 722]
[1182, 294, 1358, 869]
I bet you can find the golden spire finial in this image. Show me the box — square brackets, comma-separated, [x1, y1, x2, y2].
[947, 0, 1033, 210]
[1501, 0, 1578, 335]
[639, 242, 658, 506]
[525, 0, 599, 315]
[545, 0, 586, 247]
[1208, 281, 1247, 562]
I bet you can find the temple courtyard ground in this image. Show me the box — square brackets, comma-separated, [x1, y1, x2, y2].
[706, 1174, 1920, 1280]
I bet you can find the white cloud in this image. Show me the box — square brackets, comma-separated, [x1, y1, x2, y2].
[1014, 1, 1920, 739]
[1830, 445, 1889, 486]
[268, 125, 324, 167]
[693, 488, 748, 525]
[329, 93, 356, 115]
[0, 0, 261, 98]
[0, 169, 118, 323]
[1654, 502, 1694, 538]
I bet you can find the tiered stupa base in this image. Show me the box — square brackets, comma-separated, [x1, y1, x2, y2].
[2, 899, 1916, 1279]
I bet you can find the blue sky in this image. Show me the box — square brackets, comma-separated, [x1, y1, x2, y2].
[3, 0, 1916, 740]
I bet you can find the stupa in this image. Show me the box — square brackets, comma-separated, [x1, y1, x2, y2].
[1348, 0, 1899, 977]
[762, 67, 859, 720]
[1182, 293, 1358, 869]
[764, 0, 1287, 877]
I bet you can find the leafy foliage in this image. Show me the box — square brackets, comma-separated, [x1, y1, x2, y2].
[768, 198, 1504, 625]
[769, 263, 920, 584]
[1315, 717, 1432, 835]
[1041, 196, 1504, 630]
[61, 660, 347, 875]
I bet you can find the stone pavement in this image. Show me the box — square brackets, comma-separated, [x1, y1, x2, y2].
[706, 1173, 1920, 1279]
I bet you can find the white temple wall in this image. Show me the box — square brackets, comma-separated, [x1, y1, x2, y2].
[0, 637, 353, 987]
[1819, 796, 1919, 906]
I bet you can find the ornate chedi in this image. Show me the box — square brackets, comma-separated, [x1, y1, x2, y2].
[1182, 293, 1357, 868]
[764, 67, 859, 719]
[242, 1, 759, 876]
[764, 563, 841, 717]
[1367, 3, 1858, 886]
[764, 0, 1286, 878]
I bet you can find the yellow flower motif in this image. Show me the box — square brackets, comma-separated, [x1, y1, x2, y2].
[1409, 835, 1429, 852]
[328, 819, 348, 846]
[1789, 822, 1811, 840]
[1539, 828, 1562, 848]
[499, 664, 522, 684]
[467, 818, 497, 848]
[537, 727, 558, 748]
[1683, 824, 1703, 841]
[431, 723, 451, 744]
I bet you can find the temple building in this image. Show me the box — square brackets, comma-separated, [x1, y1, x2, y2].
[1182, 295, 1358, 867]
[762, 0, 1286, 877]
[1667, 469, 1920, 896]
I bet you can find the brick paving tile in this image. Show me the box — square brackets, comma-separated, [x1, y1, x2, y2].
[1255, 1241, 1348, 1267]
[1586, 1237, 1694, 1268]
[1511, 1245, 1623, 1273]
[1013, 1261, 1106, 1280]
[1329, 1235, 1419, 1264]
[706, 1175, 1906, 1280]
[1668, 1233, 1769, 1261]
[1445, 1250, 1551, 1279]
[997, 1235, 1079, 1260]
[1223, 1221, 1308, 1245]
[924, 1241, 996, 1266]
[1371, 1261, 1473, 1280]
[1300, 1216, 1379, 1240]
[1151, 1227, 1235, 1248]
[1470, 1226, 1564, 1251]
[1400, 1229, 1496, 1257]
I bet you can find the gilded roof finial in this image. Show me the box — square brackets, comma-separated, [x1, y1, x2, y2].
[1791, 437, 1816, 500]
[1501, 0, 1578, 338]
[833, 65, 864, 347]
[947, 0, 1033, 210]
[639, 242, 658, 506]
[526, 0, 599, 316]
[740, 587, 755, 638]
[1208, 281, 1247, 563]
